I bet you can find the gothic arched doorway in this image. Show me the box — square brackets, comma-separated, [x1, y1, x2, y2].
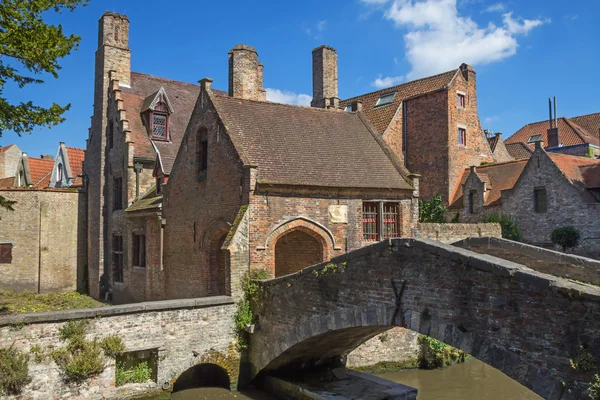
[274, 229, 325, 277]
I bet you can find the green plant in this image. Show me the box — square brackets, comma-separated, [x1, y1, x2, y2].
[378, 332, 389, 343]
[29, 344, 45, 363]
[58, 320, 89, 342]
[483, 214, 522, 242]
[115, 361, 152, 387]
[585, 147, 595, 158]
[0, 346, 31, 395]
[100, 335, 125, 358]
[418, 335, 466, 369]
[234, 269, 271, 351]
[589, 374, 600, 400]
[570, 346, 596, 371]
[451, 212, 460, 223]
[551, 226, 581, 252]
[419, 195, 447, 223]
[480, 161, 494, 166]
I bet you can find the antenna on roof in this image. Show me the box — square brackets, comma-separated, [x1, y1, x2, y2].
[548, 98, 553, 129]
[554, 96, 557, 128]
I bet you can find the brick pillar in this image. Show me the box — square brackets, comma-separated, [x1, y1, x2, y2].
[228, 44, 265, 101]
[85, 12, 131, 299]
[311, 45, 339, 109]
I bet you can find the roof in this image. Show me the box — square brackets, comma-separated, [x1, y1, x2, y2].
[124, 185, 162, 213]
[506, 117, 600, 148]
[449, 160, 528, 209]
[211, 93, 412, 190]
[505, 142, 534, 160]
[570, 112, 600, 139]
[27, 157, 54, 188]
[548, 153, 600, 196]
[121, 72, 227, 174]
[339, 69, 458, 134]
[65, 146, 85, 185]
[0, 177, 13, 188]
[0, 144, 14, 154]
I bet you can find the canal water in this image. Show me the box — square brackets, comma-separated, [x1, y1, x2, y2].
[141, 358, 541, 399]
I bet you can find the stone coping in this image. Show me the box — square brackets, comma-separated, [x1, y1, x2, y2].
[258, 239, 600, 299]
[0, 295, 234, 326]
[453, 236, 600, 286]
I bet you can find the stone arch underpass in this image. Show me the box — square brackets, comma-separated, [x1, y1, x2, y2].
[247, 239, 600, 400]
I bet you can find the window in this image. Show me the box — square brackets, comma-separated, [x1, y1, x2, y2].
[534, 187, 547, 213]
[527, 134, 542, 143]
[468, 191, 475, 214]
[197, 130, 208, 177]
[57, 163, 63, 183]
[362, 202, 379, 241]
[113, 177, 122, 210]
[375, 92, 395, 107]
[152, 113, 167, 138]
[382, 203, 400, 239]
[108, 122, 114, 149]
[344, 104, 352, 112]
[457, 93, 466, 108]
[0, 243, 12, 264]
[112, 235, 124, 282]
[458, 127, 467, 145]
[132, 234, 146, 268]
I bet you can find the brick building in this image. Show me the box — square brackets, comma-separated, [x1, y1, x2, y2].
[505, 112, 600, 159]
[339, 62, 495, 203]
[450, 142, 600, 258]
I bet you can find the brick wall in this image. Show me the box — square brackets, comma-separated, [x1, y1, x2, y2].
[347, 327, 421, 369]
[491, 135, 514, 163]
[0, 189, 82, 292]
[0, 297, 236, 399]
[416, 222, 501, 243]
[502, 149, 600, 259]
[274, 230, 324, 277]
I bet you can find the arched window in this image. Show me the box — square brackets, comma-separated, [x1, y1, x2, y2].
[196, 128, 208, 178]
[57, 163, 63, 183]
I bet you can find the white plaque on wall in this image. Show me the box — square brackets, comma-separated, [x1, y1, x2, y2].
[329, 205, 348, 224]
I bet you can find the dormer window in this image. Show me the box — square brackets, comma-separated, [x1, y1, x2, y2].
[152, 112, 167, 138]
[375, 92, 395, 107]
[527, 134, 542, 143]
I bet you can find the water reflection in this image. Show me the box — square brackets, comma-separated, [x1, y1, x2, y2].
[170, 387, 275, 400]
[377, 358, 542, 400]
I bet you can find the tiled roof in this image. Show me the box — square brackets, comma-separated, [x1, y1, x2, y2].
[121, 72, 227, 174]
[339, 69, 458, 134]
[65, 146, 85, 185]
[505, 142, 534, 160]
[506, 117, 599, 148]
[449, 160, 528, 209]
[125, 185, 162, 213]
[487, 135, 499, 152]
[211, 93, 412, 190]
[570, 112, 600, 139]
[27, 157, 54, 188]
[0, 177, 14, 188]
[0, 144, 14, 153]
[548, 153, 600, 199]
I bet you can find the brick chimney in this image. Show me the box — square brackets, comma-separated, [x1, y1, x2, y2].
[311, 45, 339, 109]
[459, 63, 475, 82]
[41, 155, 54, 160]
[228, 44, 266, 101]
[547, 127, 560, 148]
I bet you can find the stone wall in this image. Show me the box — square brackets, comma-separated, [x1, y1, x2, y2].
[0, 189, 83, 293]
[346, 327, 421, 370]
[0, 296, 236, 399]
[0, 144, 21, 179]
[415, 222, 501, 243]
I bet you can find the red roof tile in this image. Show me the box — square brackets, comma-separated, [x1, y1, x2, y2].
[339, 69, 458, 134]
[0, 177, 14, 188]
[65, 147, 85, 185]
[449, 160, 528, 208]
[506, 117, 599, 148]
[505, 142, 534, 160]
[570, 112, 600, 139]
[580, 164, 600, 189]
[27, 157, 54, 188]
[548, 153, 600, 195]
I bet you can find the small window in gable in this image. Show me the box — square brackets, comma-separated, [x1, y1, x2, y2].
[375, 92, 395, 107]
[527, 134, 542, 143]
[457, 92, 466, 108]
[152, 113, 167, 139]
[57, 163, 63, 183]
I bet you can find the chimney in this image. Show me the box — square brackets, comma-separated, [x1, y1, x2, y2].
[459, 63, 475, 82]
[41, 155, 54, 160]
[534, 140, 544, 150]
[257, 62, 267, 101]
[547, 127, 560, 148]
[349, 100, 363, 112]
[97, 12, 131, 87]
[495, 132, 502, 139]
[228, 44, 265, 101]
[470, 165, 477, 173]
[199, 77, 213, 92]
[311, 45, 339, 109]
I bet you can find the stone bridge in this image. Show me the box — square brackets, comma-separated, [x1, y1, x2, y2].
[248, 239, 600, 400]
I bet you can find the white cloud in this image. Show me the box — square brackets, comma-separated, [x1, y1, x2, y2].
[266, 89, 312, 106]
[372, 74, 404, 88]
[360, 0, 390, 4]
[484, 3, 504, 13]
[484, 115, 499, 124]
[363, 0, 548, 80]
[317, 20, 327, 31]
[305, 20, 327, 39]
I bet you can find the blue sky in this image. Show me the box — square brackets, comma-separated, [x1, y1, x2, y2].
[2, 0, 599, 157]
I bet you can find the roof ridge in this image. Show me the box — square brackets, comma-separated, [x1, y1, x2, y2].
[28, 156, 54, 162]
[65, 146, 85, 151]
[341, 68, 457, 102]
[131, 71, 199, 88]
[548, 151, 600, 162]
[469, 158, 528, 170]
[571, 111, 600, 119]
[563, 118, 593, 140]
[213, 93, 358, 116]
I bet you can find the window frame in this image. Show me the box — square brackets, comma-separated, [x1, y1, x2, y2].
[132, 233, 146, 268]
[382, 202, 401, 239]
[0, 243, 13, 264]
[374, 92, 396, 107]
[151, 112, 169, 140]
[527, 134, 543, 144]
[533, 187, 547, 213]
[362, 202, 379, 241]
[457, 91, 466, 109]
[112, 235, 124, 283]
[458, 127, 467, 146]
[57, 163, 63, 184]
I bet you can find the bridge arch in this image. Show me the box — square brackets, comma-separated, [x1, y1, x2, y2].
[172, 363, 230, 393]
[248, 239, 600, 400]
